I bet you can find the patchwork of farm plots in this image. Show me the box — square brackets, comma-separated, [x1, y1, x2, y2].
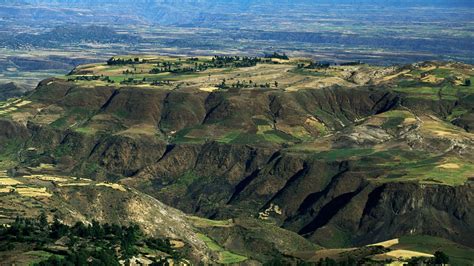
[0, 171, 127, 199]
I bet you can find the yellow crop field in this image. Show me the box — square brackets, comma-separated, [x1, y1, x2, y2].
[0, 178, 22, 186]
[96, 182, 127, 192]
[58, 182, 91, 187]
[368, 238, 399, 248]
[25, 174, 69, 182]
[0, 186, 15, 193]
[16, 187, 52, 198]
[384, 249, 434, 259]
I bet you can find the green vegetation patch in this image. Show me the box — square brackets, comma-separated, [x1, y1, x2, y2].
[189, 216, 233, 228]
[397, 235, 474, 266]
[50, 107, 95, 130]
[430, 68, 453, 78]
[52, 143, 75, 158]
[217, 131, 242, 144]
[24, 250, 58, 264]
[378, 110, 414, 119]
[196, 233, 247, 264]
[382, 116, 405, 130]
[313, 109, 349, 129]
[393, 86, 440, 100]
[396, 79, 428, 88]
[81, 162, 101, 178]
[74, 127, 97, 135]
[172, 127, 207, 144]
[381, 157, 471, 186]
[416, 161, 474, 186]
[309, 147, 470, 186]
[252, 117, 271, 126]
[353, 149, 473, 186]
[0, 138, 23, 169]
[262, 130, 299, 144]
[319, 227, 353, 248]
[446, 106, 469, 121]
[197, 233, 223, 252]
[219, 251, 248, 264]
[393, 83, 467, 101]
[174, 171, 203, 188]
[217, 130, 299, 145]
[312, 148, 374, 161]
[376, 110, 411, 129]
[229, 133, 266, 144]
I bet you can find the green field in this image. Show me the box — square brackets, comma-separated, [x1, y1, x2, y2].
[196, 233, 248, 264]
[396, 235, 474, 266]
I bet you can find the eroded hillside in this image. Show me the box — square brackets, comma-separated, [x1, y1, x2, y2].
[1, 56, 473, 264]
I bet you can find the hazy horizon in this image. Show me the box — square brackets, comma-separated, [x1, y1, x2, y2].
[1, 0, 473, 87]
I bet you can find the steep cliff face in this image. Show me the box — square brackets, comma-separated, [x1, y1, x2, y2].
[125, 145, 474, 248]
[0, 119, 29, 141]
[279, 173, 474, 248]
[355, 183, 473, 246]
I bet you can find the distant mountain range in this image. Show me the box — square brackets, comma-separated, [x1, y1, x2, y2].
[3, 0, 472, 7]
[0, 25, 140, 49]
[1, 0, 471, 28]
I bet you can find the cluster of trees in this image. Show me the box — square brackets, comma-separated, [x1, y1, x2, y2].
[109, 56, 266, 72]
[120, 77, 173, 86]
[0, 214, 182, 265]
[264, 52, 289, 60]
[122, 69, 135, 75]
[149, 56, 262, 74]
[211, 56, 262, 68]
[0, 213, 49, 247]
[68, 74, 175, 86]
[149, 61, 183, 74]
[149, 61, 205, 74]
[68, 75, 102, 81]
[35, 248, 119, 266]
[150, 80, 172, 86]
[217, 79, 279, 90]
[170, 66, 199, 74]
[444, 76, 472, 87]
[68, 75, 115, 83]
[297, 60, 363, 70]
[300, 61, 331, 69]
[107, 57, 143, 65]
[406, 251, 450, 265]
[315, 257, 356, 266]
[120, 77, 144, 85]
[340, 61, 363, 66]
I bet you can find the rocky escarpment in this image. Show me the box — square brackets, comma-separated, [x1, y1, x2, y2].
[0, 119, 30, 141]
[128, 145, 474, 248]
